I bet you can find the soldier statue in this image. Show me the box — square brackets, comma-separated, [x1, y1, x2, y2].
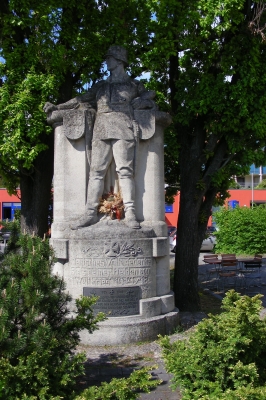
[44, 45, 156, 229]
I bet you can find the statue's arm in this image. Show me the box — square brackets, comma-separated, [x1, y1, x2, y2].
[131, 81, 157, 110]
[43, 89, 96, 114]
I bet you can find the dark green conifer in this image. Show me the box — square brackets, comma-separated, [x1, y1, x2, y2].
[0, 221, 105, 399]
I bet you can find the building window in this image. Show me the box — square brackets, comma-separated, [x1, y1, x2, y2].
[236, 177, 245, 187]
[165, 204, 174, 213]
[254, 176, 260, 186]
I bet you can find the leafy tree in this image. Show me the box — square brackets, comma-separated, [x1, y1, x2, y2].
[214, 205, 266, 254]
[145, 0, 266, 310]
[161, 291, 266, 399]
[0, 0, 152, 236]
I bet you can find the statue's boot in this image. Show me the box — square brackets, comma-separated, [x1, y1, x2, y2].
[120, 177, 140, 229]
[71, 177, 103, 230]
[70, 211, 98, 230]
[124, 207, 140, 229]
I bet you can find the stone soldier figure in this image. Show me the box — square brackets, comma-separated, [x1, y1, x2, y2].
[44, 45, 156, 229]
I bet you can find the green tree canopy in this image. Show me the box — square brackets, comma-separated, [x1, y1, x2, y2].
[144, 0, 266, 310]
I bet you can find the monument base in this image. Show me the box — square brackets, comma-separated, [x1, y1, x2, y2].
[79, 310, 179, 345]
[51, 220, 179, 345]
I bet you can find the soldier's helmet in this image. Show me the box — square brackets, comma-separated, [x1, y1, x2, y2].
[105, 45, 128, 66]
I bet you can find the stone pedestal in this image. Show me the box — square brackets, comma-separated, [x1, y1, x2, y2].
[50, 110, 179, 345]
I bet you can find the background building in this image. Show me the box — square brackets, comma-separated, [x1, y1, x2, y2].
[165, 165, 266, 227]
[0, 189, 21, 220]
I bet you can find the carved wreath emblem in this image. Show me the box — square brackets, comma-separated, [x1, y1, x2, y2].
[104, 241, 142, 258]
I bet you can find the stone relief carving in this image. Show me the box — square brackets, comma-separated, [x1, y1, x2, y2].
[80, 241, 143, 258]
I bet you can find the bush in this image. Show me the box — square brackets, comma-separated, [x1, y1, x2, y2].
[0, 226, 105, 399]
[213, 205, 266, 254]
[161, 291, 266, 400]
[76, 367, 160, 400]
[0, 222, 160, 399]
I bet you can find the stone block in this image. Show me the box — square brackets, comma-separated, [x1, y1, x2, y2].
[140, 297, 161, 318]
[50, 239, 69, 259]
[153, 237, 168, 257]
[160, 291, 175, 314]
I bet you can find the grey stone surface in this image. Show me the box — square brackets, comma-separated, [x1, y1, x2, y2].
[50, 238, 68, 259]
[160, 291, 176, 314]
[140, 297, 162, 318]
[45, 45, 177, 345]
[79, 310, 179, 345]
[152, 237, 168, 257]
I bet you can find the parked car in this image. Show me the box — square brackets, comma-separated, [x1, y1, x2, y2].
[170, 233, 216, 253]
[168, 225, 177, 236]
[169, 229, 177, 251]
[206, 226, 217, 235]
[200, 235, 216, 251]
[0, 230, 10, 243]
[0, 230, 10, 253]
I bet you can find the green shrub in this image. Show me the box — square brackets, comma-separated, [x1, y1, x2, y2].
[76, 367, 160, 400]
[0, 228, 105, 399]
[213, 205, 266, 254]
[160, 291, 266, 400]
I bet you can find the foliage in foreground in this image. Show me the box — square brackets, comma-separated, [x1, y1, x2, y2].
[0, 223, 160, 399]
[214, 205, 266, 255]
[0, 226, 106, 399]
[161, 291, 266, 400]
[76, 367, 160, 400]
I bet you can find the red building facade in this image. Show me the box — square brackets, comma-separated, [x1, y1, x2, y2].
[165, 189, 266, 227]
[0, 189, 21, 220]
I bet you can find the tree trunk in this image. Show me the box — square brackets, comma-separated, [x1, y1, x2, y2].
[173, 116, 228, 310]
[20, 132, 54, 237]
[174, 204, 201, 311]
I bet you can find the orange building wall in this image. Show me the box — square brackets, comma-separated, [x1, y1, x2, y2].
[165, 189, 266, 227]
[165, 193, 180, 227]
[227, 189, 266, 207]
[0, 189, 21, 220]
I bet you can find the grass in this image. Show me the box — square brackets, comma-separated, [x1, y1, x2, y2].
[199, 289, 222, 315]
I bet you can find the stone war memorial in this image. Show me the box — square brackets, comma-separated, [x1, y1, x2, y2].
[44, 45, 179, 345]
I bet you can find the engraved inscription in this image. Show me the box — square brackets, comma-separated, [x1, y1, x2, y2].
[69, 257, 152, 287]
[83, 286, 140, 316]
